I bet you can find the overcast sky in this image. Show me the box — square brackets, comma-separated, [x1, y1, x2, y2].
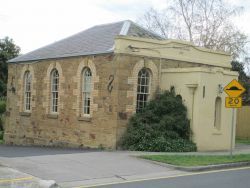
[0, 0, 250, 55]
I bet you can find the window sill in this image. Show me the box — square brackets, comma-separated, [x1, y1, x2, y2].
[212, 129, 222, 135]
[19, 112, 31, 117]
[47, 114, 58, 119]
[78, 116, 92, 122]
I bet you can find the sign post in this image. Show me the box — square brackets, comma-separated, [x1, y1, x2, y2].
[224, 79, 246, 158]
[230, 108, 235, 158]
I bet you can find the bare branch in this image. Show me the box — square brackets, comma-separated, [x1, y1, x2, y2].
[138, 0, 247, 59]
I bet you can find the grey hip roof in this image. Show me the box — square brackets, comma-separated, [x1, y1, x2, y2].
[9, 20, 163, 63]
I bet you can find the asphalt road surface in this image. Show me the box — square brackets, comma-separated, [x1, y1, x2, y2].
[92, 167, 250, 188]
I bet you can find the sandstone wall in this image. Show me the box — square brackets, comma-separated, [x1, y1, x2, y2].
[5, 55, 119, 149]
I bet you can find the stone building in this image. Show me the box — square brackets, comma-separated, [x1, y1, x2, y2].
[5, 20, 238, 151]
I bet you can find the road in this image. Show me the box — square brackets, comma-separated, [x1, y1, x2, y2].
[89, 167, 250, 188]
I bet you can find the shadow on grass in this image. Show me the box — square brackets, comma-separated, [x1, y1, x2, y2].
[236, 138, 250, 145]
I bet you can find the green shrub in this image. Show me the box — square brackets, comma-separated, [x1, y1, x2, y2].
[119, 91, 197, 152]
[0, 118, 3, 131]
[0, 131, 3, 140]
[0, 100, 6, 114]
[0, 100, 6, 131]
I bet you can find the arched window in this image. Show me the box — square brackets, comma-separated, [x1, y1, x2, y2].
[136, 68, 150, 113]
[51, 69, 59, 113]
[24, 71, 32, 111]
[82, 68, 92, 115]
[214, 97, 222, 130]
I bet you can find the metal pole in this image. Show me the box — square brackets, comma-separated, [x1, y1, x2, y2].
[230, 108, 235, 158]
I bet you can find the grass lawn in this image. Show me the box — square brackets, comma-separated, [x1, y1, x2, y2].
[140, 154, 250, 167]
[236, 138, 250, 145]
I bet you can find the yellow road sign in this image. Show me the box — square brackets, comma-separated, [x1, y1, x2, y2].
[224, 79, 246, 97]
[225, 97, 242, 108]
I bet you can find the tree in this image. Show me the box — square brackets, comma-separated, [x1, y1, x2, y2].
[139, 0, 247, 59]
[231, 61, 250, 104]
[231, 61, 249, 83]
[0, 100, 6, 131]
[0, 37, 20, 96]
[244, 57, 250, 76]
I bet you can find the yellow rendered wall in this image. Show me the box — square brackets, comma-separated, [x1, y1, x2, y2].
[115, 36, 232, 69]
[161, 67, 238, 151]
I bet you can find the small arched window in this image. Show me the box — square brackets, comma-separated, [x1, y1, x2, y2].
[82, 68, 92, 115]
[214, 97, 222, 130]
[136, 68, 150, 113]
[51, 69, 59, 113]
[24, 71, 32, 111]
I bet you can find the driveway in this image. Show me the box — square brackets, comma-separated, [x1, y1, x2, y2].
[0, 145, 184, 187]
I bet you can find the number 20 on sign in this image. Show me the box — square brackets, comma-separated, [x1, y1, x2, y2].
[225, 97, 242, 108]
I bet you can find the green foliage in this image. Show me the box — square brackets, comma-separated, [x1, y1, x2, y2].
[120, 91, 197, 152]
[231, 61, 250, 104]
[231, 61, 249, 83]
[141, 154, 250, 167]
[0, 100, 6, 114]
[0, 37, 20, 96]
[0, 131, 3, 140]
[0, 100, 6, 131]
[0, 80, 6, 97]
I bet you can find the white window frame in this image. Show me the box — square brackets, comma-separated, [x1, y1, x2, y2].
[24, 71, 32, 112]
[82, 68, 92, 116]
[51, 69, 59, 113]
[136, 68, 150, 113]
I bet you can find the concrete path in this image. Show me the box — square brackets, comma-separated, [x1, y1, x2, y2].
[0, 145, 185, 187]
[0, 164, 58, 188]
[0, 165, 37, 188]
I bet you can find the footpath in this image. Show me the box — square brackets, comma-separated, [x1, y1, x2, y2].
[0, 165, 58, 188]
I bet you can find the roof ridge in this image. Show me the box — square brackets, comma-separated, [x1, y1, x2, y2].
[92, 20, 128, 28]
[129, 21, 164, 39]
[119, 20, 131, 35]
